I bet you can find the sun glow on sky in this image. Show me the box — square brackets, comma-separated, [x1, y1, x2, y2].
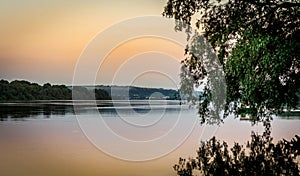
[0, 0, 187, 88]
[96, 37, 184, 89]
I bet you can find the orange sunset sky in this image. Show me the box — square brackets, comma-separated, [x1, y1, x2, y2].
[0, 0, 186, 89]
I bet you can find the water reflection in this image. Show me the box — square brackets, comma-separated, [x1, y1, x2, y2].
[0, 102, 74, 120]
[0, 101, 299, 176]
[278, 111, 300, 120]
[0, 100, 299, 121]
[0, 100, 186, 121]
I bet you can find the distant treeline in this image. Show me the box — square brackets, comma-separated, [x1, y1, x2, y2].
[96, 85, 180, 100]
[0, 80, 111, 101]
[129, 86, 179, 100]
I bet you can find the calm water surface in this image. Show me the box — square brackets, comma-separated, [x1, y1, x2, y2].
[0, 101, 299, 176]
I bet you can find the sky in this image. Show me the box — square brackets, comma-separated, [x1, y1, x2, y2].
[0, 0, 186, 89]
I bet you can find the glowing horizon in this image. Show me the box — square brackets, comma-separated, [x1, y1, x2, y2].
[0, 0, 186, 89]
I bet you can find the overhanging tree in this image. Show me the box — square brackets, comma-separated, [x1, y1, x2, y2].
[163, 0, 300, 123]
[163, 1, 300, 175]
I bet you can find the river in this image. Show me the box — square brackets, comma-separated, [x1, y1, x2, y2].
[0, 100, 299, 176]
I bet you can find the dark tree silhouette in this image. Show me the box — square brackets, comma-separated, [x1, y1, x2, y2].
[163, 0, 300, 175]
[163, 0, 300, 123]
[0, 79, 111, 101]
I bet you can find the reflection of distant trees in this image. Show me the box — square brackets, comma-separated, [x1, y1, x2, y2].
[278, 111, 300, 120]
[0, 104, 74, 121]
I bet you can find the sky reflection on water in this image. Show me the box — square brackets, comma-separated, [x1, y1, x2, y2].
[0, 101, 299, 175]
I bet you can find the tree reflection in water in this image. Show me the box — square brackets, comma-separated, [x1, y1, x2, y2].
[174, 128, 300, 176]
[0, 103, 74, 121]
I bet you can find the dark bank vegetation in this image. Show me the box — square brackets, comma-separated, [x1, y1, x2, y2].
[0, 79, 111, 101]
[98, 85, 179, 100]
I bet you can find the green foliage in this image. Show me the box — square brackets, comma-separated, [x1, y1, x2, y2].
[226, 32, 299, 119]
[163, 2, 300, 174]
[0, 79, 111, 101]
[95, 88, 111, 100]
[163, 0, 300, 123]
[174, 134, 300, 176]
[72, 86, 111, 100]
